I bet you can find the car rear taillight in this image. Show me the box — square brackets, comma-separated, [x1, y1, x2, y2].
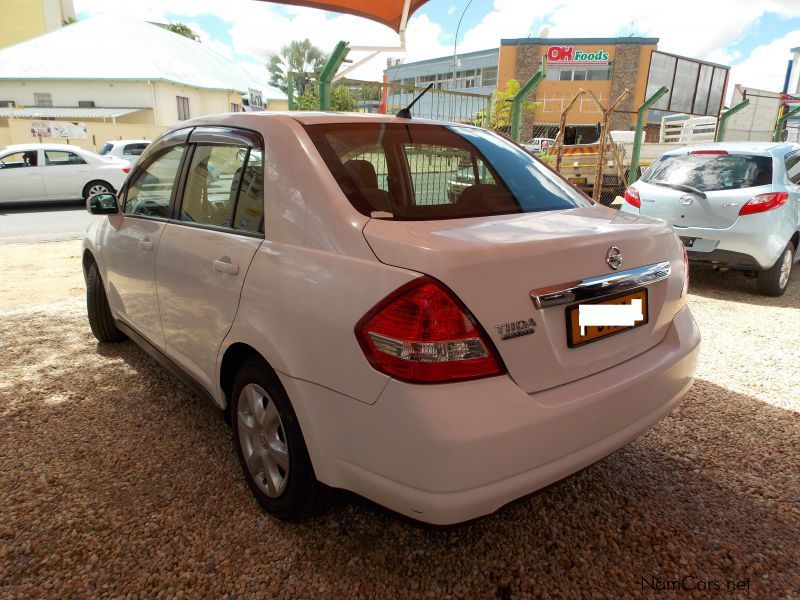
[624, 186, 641, 208]
[355, 277, 505, 384]
[122, 167, 131, 173]
[689, 150, 728, 155]
[738, 192, 789, 216]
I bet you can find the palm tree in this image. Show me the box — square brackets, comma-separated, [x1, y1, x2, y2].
[268, 39, 328, 100]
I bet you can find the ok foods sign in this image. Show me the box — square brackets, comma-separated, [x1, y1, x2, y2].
[547, 46, 610, 64]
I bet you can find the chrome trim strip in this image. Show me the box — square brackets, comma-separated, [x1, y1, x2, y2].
[530, 261, 672, 309]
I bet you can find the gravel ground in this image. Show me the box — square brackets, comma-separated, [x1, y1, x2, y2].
[0, 242, 798, 599]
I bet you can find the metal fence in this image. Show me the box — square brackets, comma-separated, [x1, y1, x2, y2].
[293, 77, 492, 124]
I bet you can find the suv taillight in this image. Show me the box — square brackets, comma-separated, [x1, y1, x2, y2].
[738, 192, 789, 216]
[355, 277, 505, 384]
[624, 186, 641, 208]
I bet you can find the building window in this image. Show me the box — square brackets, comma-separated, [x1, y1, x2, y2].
[230, 103, 240, 112]
[176, 96, 190, 121]
[78, 100, 95, 108]
[34, 93, 52, 107]
[481, 67, 497, 87]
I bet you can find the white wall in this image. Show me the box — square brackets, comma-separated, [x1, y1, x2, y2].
[0, 79, 154, 110]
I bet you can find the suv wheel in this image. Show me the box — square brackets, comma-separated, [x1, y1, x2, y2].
[757, 243, 794, 296]
[86, 262, 125, 343]
[231, 358, 323, 521]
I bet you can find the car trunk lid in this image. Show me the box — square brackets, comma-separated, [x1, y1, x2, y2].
[363, 206, 685, 394]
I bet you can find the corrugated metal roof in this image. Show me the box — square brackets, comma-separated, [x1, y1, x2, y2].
[0, 14, 287, 101]
[0, 107, 147, 119]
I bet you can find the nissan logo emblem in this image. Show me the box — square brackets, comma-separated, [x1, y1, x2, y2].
[606, 246, 622, 270]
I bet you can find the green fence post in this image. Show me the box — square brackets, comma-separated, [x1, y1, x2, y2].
[773, 105, 800, 142]
[716, 99, 749, 142]
[628, 86, 668, 184]
[510, 59, 546, 143]
[319, 41, 350, 111]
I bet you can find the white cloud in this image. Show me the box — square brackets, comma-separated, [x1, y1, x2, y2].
[729, 30, 800, 92]
[72, 0, 800, 93]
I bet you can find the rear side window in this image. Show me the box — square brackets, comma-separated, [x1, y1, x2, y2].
[643, 153, 773, 191]
[785, 152, 800, 184]
[98, 143, 113, 156]
[304, 123, 587, 220]
[179, 145, 263, 233]
[123, 143, 148, 156]
[44, 150, 86, 166]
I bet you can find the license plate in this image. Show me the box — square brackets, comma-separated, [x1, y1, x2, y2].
[566, 289, 649, 348]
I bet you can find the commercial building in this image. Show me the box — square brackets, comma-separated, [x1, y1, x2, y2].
[498, 37, 730, 143]
[383, 48, 498, 121]
[0, 13, 287, 150]
[0, 0, 75, 50]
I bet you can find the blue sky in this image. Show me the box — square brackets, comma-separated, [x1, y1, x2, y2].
[74, 0, 800, 94]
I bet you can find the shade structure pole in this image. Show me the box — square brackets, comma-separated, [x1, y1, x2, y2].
[629, 86, 668, 184]
[319, 40, 350, 110]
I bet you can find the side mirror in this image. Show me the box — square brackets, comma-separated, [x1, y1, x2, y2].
[87, 193, 119, 215]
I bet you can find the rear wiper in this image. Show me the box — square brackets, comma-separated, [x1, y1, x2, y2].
[647, 180, 707, 199]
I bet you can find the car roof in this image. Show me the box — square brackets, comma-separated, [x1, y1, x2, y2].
[663, 141, 800, 157]
[106, 139, 151, 145]
[2, 143, 88, 152]
[182, 111, 471, 130]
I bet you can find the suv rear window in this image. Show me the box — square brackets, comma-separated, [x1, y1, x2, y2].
[642, 153, 772, 192]
[304, 123, 588, 220]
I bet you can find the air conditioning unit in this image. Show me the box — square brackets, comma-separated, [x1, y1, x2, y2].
[78, 100, 96, 108]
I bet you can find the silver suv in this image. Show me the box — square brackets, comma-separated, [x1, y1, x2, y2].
[621, 142, 800, 296]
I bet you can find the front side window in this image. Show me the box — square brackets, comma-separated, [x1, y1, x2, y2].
[643, 153, 773, 192]
[124, 145, 185, 218]
[179, 144, 250, 228]
[0, 150, 38, 168]
[44, 150, 86, 166]
[305, 123, 588, 220]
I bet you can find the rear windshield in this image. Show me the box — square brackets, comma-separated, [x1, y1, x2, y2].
[98, 143, 113, 156]
[303, 123, 588, 220]
[642, 153, 773, 192]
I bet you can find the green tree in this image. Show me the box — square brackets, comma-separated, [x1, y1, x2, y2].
[297, 83, 357, 111]
[166, 22, 198, 40]
[480, 79, 537, 131]
[268, 39, 327, 100]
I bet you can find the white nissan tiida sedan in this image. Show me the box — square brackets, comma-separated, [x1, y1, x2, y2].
[82, 112, 701, 525]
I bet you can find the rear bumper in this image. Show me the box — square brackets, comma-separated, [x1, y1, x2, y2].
[282, 306, 701, 525]
[673, 213, 792, 270]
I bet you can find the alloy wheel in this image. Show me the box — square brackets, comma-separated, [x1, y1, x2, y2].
[779, 247, 792, 290]
[88, 183, 110, 196]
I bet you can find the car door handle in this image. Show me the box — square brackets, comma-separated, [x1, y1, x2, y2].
[138, 239, 154, 251]
[213, 259, 239, 275]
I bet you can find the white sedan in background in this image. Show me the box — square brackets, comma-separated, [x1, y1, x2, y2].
[99, 139, 151, 164]
[0, 143, 130, 204]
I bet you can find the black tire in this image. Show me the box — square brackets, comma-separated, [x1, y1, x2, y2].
[757, 243, 794, 297]
[231, 358, 323, 521]
[86, 261, 125, 343]
[82, 180, 113, 200]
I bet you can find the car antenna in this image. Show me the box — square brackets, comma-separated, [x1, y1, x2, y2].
[396, 83, 434, 119]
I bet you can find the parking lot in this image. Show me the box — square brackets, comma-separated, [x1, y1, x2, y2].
[0, 239, 797, 598]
